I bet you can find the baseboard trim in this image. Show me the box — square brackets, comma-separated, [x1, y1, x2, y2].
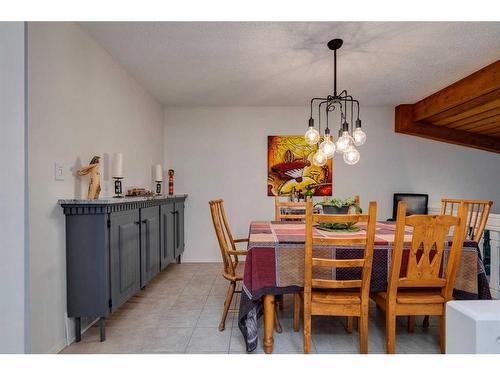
[52, 317, 98, 354]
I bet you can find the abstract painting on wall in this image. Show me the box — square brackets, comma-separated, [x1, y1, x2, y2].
[267, 135, 332, 196]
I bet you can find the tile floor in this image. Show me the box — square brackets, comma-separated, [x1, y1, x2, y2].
[60, 262, 441, 354]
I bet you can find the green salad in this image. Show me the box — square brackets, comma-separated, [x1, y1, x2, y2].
[316, 222, 360, 232]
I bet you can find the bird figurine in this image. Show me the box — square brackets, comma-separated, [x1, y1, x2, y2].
[77, 156, 101, 199]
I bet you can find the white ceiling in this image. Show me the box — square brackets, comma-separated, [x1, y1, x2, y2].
[80, 22, 500, 107]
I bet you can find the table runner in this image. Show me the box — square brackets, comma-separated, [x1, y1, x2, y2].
[238, 221, 492, 352]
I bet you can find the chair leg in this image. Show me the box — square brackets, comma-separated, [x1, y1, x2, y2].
[439, 315, 446, 354]
[274, 307, 283, 333]
[386, 309, 396, 354]
[278, 296, 284, 311]
[303, 294, 312, 354]
[345, 316, 353, 334]
[218, 281, 235, 331]
[407, 316, 416, 333]
[293, 293, 300, 332]
[423, 315, 430, 328]
[359, 314, 368, 354]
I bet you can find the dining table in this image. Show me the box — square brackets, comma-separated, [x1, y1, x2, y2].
[237, 220, 492, 354]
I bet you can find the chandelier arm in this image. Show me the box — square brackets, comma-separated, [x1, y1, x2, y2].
[318, 100, 329, 137]
[310, 97, 327, 119]
[345, 97, 361, 121]
[326, 102, 328, 131]
[337, 90, 348, 99]
[344, 96, 349, 131]
[351, 100, 354, 135]
[340, 102, 344, 128]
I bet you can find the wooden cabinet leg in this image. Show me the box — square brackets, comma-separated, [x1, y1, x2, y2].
[75, 317, 81, 342]
[176, 255, 182, 264]
[99, 317, 106, 342]
[263, 295, 275, 354]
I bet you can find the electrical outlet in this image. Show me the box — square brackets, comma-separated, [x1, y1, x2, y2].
[54, 162, 64, 181]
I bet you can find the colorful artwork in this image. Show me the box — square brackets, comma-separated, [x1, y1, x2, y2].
[267, 135, 332, 196]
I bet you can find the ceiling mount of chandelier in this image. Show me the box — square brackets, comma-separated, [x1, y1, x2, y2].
[305, 38, 366, 166]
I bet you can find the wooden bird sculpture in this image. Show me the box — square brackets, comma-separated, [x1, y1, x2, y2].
[78, 156, 101, 199]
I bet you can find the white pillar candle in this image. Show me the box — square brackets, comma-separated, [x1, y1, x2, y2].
[112, 153, 123, 178]
[155, 164, 163, 181]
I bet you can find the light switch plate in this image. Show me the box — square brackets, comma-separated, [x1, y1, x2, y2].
[54, 162, 64, 181]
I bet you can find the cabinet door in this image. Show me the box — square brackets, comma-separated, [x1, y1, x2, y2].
[160, 202, 175, 269]
[140, 206, 160, 287]
[110, 210, 141, 311]
[174, 201, 185, 258]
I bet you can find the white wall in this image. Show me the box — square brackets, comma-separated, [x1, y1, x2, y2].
[164, 106, 500, 262]
[0, 22, 29, 353]
[28, 22, 164, 353]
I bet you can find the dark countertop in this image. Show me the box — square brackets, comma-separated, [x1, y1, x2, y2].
[58, 194, 188, 206]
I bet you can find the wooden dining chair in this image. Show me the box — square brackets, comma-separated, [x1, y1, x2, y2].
[209, 199, 283, 332]
[275, 196, 308, 221]
[302, 197, 377, 354]
[441, 198, 493, 242]
[371, 201, 468, 354]
[417, 198, 493, 331]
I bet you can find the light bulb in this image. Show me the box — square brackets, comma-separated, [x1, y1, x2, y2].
[353, 127, 366, 146]
[319, 135, 336, 159]
[305, 126, 320, 145]
[343, 145, 360, 165]
[312, 150, 327, 167]
[336, 131, 352, 153]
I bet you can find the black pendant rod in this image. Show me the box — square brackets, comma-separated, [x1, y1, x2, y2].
[334, 48, 337, 96]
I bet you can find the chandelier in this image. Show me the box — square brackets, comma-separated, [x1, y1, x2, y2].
[305, 38, 366, 166]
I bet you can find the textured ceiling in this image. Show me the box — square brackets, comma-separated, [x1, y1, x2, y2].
[79, 22, 500, 106]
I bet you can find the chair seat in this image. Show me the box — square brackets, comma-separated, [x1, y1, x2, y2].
[223, 261, 245, 282]
[312, 290, 361, 305]
[375, 290, 445, 304]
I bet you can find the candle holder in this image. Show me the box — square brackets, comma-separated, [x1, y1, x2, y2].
[168, 169, 174, 195]
[155, 181, 162, 196]
[113, 177, 124, 198]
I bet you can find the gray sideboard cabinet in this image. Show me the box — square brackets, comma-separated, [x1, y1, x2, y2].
[59, 195, 187, 343]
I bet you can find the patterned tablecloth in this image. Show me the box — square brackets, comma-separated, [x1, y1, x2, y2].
[238, 221, 492, 352]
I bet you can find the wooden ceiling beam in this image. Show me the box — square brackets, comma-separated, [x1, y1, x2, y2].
[412, 60, 500, 121]
[443, 106, 500, 128]
[452, 114, 500, 131]
[432, 97, 500, 126]
[395, 105, 500, 153]
[395, 60, 500, 154]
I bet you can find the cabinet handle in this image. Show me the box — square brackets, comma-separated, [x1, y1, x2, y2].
[142, 219, 148, 224]
[175, 211, 179, 249]
[134, 221, 141, 225]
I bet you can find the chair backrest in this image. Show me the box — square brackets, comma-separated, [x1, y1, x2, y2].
[275, 196, 308, 221]
[304, 198, 377, 302]
[387, 201, 468, 301]
[391, 193, 428, 220]
[208, 199, 236, 277]
[440, 198, 493, 242]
